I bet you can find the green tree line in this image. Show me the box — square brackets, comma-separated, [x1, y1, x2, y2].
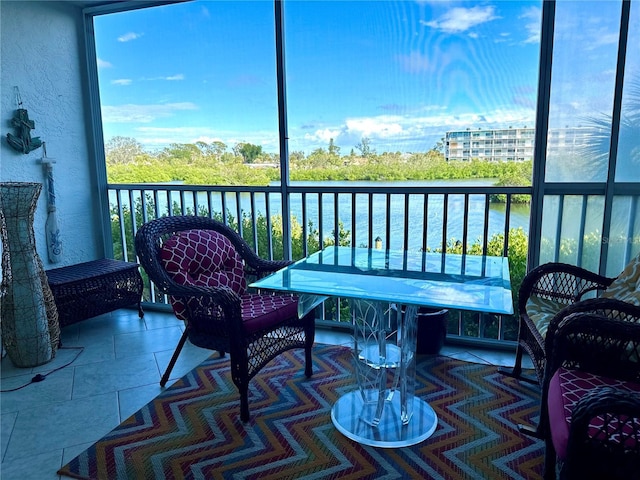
[105, 136, 532, 200]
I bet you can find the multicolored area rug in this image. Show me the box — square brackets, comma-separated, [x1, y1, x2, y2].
[58, 345, 543, 480]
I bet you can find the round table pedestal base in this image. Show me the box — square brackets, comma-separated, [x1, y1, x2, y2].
[331, 391, 438, 448]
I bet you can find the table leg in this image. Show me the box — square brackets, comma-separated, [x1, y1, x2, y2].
[330, 300, 438, 447]
[400, 304, 418, 424]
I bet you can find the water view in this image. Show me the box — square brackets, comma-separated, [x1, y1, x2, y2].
[114, 178, 530, 254]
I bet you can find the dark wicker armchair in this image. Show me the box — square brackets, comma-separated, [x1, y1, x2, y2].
[505, 256, 640, 387]
[135, 215, 315, 422]
[540, 312, 640, 479]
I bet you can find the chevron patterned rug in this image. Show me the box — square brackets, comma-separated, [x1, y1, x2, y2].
[58, 345, 543, 480]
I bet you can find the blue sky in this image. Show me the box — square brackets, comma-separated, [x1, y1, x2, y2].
[93, 0, 627, 155]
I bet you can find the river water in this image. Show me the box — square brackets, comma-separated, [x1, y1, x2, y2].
[116, 178, 530, 252]
[253, 179, 528, 251]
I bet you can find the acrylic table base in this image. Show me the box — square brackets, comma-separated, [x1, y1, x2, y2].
[331, 300, 438, 447]
[331, 391, 438, 447]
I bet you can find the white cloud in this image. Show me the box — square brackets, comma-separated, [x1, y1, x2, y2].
[142, 74, 185, 81]
[102, 102, 198, 123]
[118, 32, 143, 42]
[308, 128, 344, 144]
[345, 116, 405, 138]
[112, 79, 132, 86]
[126, 127, 209, 147]
[421, 6, 498, 33]
[588, 31, 619, 50]
[519, 6, 541, 44]
[124, 126, 279, 151]
[97, 58, 112, 68]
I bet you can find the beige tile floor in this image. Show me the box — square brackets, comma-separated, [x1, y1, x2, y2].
[0, 308, 533, 480]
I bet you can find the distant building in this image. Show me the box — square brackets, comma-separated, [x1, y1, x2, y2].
[444, 126, 595, 162]
[545, 126, 598, 159]
[445, 127, 535, 162]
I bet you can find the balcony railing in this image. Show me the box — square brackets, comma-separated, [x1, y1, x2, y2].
[109, 182, 532, 347]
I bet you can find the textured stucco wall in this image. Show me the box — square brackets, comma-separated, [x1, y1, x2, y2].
[1, 0, 104, 269]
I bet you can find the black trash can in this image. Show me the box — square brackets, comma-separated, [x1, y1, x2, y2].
[415, 308, 449, 355]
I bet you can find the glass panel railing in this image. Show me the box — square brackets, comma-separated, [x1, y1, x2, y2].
[607, 195, 640, 276]
[540, 194, 606, 270]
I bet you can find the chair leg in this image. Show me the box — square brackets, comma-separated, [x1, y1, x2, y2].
[160, 329, 189, 387]
[304, 344, 313, 378]
[518, 423, 544, 439]
[498, 343, 539, 385]
[543, 436, 557, 480]
[499, 342, 524, 377]
[239, 385, 250, 423]
[498, 341, 543, 437]
[304, 313, 315, 378]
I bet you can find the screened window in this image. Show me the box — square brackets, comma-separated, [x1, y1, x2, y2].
[284, 1, 540, 177]
[93, 2, 280, 183]
[616, 1, 640, 182]
[544, 1, 621, 182]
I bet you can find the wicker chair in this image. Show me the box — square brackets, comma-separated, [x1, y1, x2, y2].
[540, 312, 640, 479]
[135, 215, 315, 422]
[505, 254, 640, 388]
[501, 254, 640, 437]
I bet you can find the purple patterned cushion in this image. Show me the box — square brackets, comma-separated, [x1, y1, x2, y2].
[548, 367, 640, 460]
[160, 229, 247, 320]
[241, 292, 299, 334]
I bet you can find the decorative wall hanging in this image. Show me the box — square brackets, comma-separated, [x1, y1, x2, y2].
[40, 143, 62, 263]
[6, 87, 43, 154]
[0, 182, 60, 367]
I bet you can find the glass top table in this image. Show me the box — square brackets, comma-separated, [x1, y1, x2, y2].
[251, 246, 513, 447]
[251, 246, 513, 316]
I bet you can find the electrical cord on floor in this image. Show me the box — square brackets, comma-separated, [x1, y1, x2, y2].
[436, 351, 498, 367]
[0, 345, 85, 392]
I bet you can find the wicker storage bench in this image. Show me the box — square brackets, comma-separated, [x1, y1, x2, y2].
[46, 259, 144, 327]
